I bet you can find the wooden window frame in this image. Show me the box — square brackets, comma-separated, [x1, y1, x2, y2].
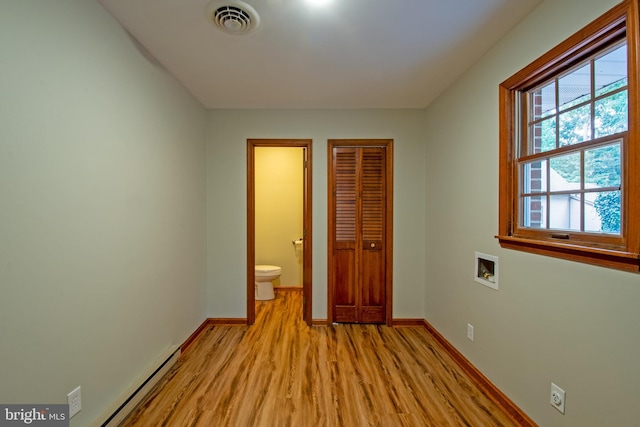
[497, 0, 640, 272]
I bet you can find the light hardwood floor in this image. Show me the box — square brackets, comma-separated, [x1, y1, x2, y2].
[121, 291, 521, 426]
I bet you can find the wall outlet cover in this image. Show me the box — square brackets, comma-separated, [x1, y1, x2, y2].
[67, 386, 82, 418]
[550, 382, 565, 414]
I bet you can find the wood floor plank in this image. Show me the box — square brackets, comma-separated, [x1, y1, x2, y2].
[120, 292, 521, 427]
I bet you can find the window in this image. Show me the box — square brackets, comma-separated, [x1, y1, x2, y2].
[498, 0, 640, 272]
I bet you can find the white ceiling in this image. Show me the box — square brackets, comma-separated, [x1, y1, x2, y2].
[98, 0, 542, 109]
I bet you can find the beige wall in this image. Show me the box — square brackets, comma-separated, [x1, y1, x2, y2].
[423, 0, 639, 425]
[206, 109, 427, 320]
[255, 147, 304, 287]
[0, 1, 207, 426]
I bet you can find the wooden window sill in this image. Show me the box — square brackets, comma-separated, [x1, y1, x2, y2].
[496, 235, 640, 272]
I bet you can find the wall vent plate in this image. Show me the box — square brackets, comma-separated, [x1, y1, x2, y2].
[474, 252, 498, 290]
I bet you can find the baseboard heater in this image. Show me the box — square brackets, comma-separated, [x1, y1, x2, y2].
[92, 345, 181, 427]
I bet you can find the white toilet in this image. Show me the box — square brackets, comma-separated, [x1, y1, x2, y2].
[255, 265, 281, 301]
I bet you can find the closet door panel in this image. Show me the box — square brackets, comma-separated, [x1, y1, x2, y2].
[360, 147, 385, 323]
[330, 142, 390, 324]
[333, 148, 359, 323]
[333, 245, 357, 322]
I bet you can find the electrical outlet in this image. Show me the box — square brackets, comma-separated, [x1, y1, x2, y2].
[467, 323, 474, 341]
[550, 383, 565, 414]
[67, 386, 82, 418]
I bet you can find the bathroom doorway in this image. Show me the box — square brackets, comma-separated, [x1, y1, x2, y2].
[247, 139, 312, 326]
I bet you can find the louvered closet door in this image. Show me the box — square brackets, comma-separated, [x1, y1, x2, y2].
[331, 146, 386, 324]
[360, 148, 385, 322]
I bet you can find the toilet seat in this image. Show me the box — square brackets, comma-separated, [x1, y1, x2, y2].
[255, 265, 281, 276]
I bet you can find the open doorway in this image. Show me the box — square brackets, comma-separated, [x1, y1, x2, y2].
[247, 139, 312, 326]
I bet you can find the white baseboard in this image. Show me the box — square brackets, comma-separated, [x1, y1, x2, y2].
[92, 345, 180, 427]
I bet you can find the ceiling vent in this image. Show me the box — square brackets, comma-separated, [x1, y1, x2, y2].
[206, 0, 260, 35]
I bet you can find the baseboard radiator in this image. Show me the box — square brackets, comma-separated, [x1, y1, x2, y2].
[92, 345, 180, 427]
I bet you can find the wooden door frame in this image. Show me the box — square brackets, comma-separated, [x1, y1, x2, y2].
[327, 139, 393, 325]
[247, 139, 313, 326]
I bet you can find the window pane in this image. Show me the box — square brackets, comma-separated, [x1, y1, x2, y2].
[530, 82, 556, 120]
[584, 143, 621, 188]
[595, 44, 627, 97]
[550, 153, 581, 191]
[590, 190, 621, 234]
[522, 160, 547, 193]
[559, 64, 591, 111]
[522, 195, 546, 228]
[530, 117, 556, 153]
[559, 104, 591, 146]
[549, 194, 581, 231]
[594, 90, 628, 138]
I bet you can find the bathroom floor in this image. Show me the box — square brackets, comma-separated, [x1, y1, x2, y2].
[121, 290, 519, 426]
